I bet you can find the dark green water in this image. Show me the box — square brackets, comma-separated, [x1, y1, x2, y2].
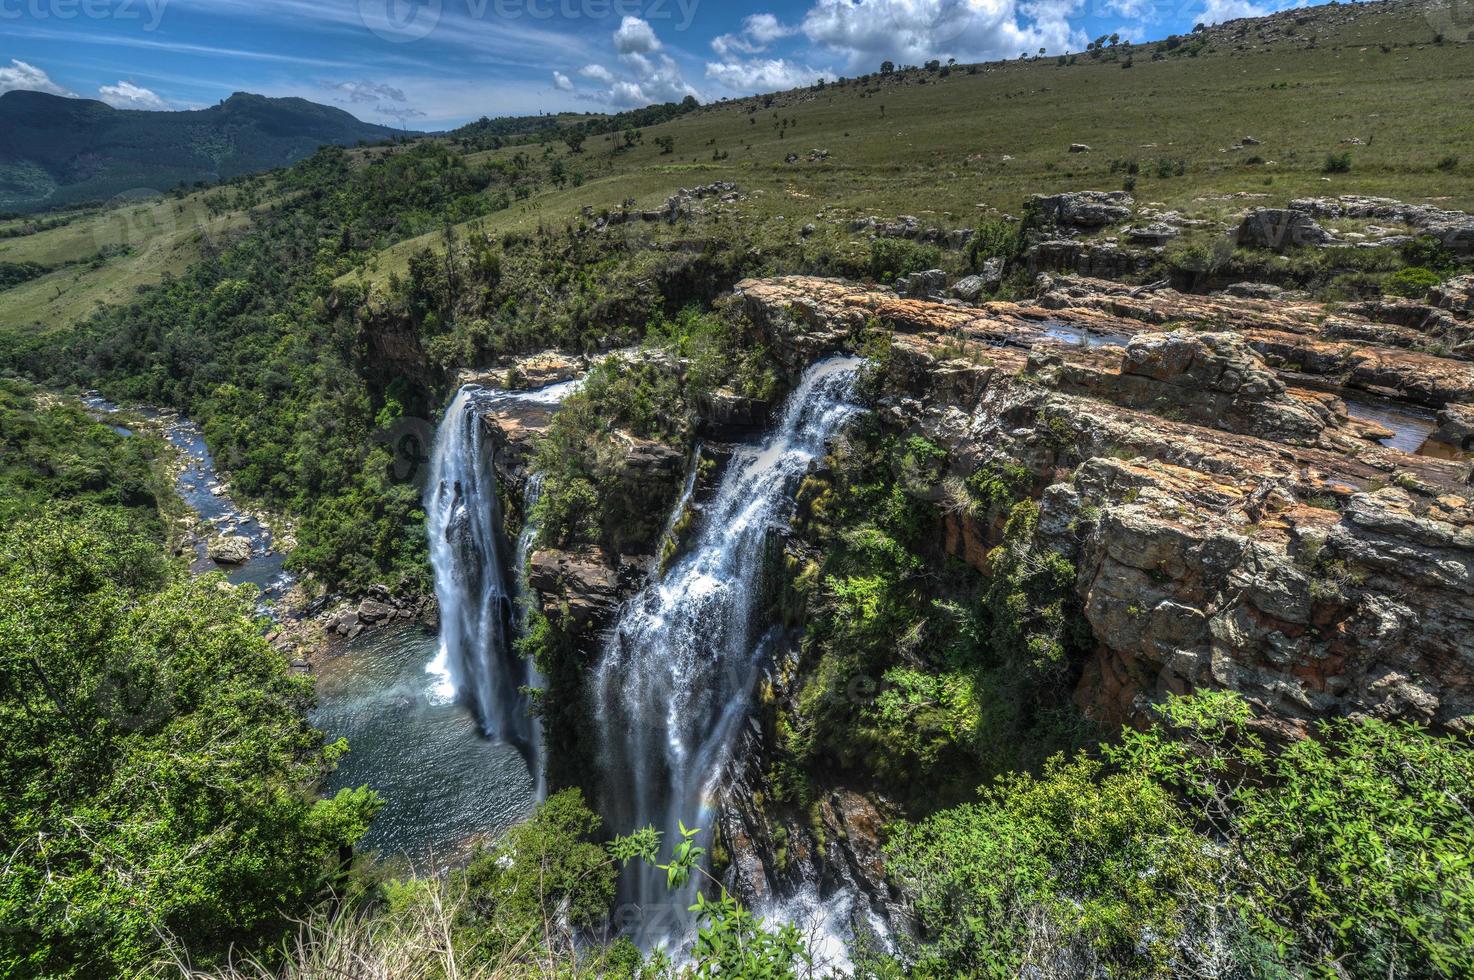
[311, 625, 536, 867]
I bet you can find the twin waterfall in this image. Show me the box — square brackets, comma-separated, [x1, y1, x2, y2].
[425, 359, 865, 949]
[594, 357, 865, 932]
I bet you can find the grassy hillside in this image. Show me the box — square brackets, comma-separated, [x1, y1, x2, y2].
[0, 179, 284, 331]
[0, 90, 413, 213]
[351, 0, 1474, 286]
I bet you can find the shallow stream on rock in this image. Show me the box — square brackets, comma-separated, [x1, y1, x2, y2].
[81, 394, 294, 613]
[1343, 396, 1465, 458]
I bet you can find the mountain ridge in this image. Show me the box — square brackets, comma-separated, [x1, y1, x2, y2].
[0, 89, 417, 213]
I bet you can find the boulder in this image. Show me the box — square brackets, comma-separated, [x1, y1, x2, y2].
[951, 273, 989, 302]
[1237, 208, 1332, 250]
[894, 268, 947, 298]
[1068, 143, 1092, 153]
[356, 599, 395, 624]
[1223, 282, 1284, 300]
[208, 534, 252, 565]
[1429, 275, 1474, 316]
[1125, 223, 1180, 246]
[1030, 190, 1134, 229]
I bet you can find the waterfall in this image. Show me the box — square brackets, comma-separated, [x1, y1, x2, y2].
[425, 379, 580, 769]
[593, 356, 865, 943]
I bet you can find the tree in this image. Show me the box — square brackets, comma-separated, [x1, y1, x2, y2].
[880, 60, 895, 74]
[563, 131, 585, 153]
[0, 507, 380, 977]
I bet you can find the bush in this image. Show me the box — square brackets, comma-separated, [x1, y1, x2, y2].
[1436, 154, 1459, 172]
[1322, 151, 1353, 173]
[1383, 266, 1442, 298]
[868, 237, 943, 282]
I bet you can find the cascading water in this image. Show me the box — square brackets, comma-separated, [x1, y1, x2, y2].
[593, 356, 865, 944]
[425, 379, 580, 771]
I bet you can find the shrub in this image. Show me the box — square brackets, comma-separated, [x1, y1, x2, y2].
[1436, 154, 1459, 172]
[868, 237, 943, 282]
[1384, 266, 1442, 299]
[1322, 151, 1353, 173]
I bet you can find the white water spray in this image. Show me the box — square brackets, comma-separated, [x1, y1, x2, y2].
[593, 357, 865, 943]
[425, 380, 579, 771]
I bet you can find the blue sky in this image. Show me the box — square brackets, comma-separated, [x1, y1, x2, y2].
[1, 0, 1315, 129]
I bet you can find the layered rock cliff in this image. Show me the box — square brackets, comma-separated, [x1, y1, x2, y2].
[734, 275, 1473, 735]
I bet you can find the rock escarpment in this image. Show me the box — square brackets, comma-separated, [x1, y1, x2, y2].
[735, 274, 1474, 734]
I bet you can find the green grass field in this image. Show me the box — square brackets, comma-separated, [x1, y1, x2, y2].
[0, 186, 276, 331]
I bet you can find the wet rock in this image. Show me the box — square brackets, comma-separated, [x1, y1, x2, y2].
[697, 387, 772, 438]
[527, 548, 620, 631]
[208, 534, 252, 564]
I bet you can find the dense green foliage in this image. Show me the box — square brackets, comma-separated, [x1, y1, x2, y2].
[0, 508, 380, 978]
[889, 692, 1474, 979]
[778, 422, 1093, 810]
[0, 378, 169, 536]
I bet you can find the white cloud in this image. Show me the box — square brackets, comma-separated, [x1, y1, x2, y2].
[0, 59, 76, 97]
[706, 58, 833, 92]
[566, 18, 698, 108]
[613, 16, 662, 54]
[1197, 0, 1274, 25]
[801, 0, 1087, 68]
[712, 12, 799, 57]
[98, 80, 170, 110]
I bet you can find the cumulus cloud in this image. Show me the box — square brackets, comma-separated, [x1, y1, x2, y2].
[0, 59, 76, 97]
[568, 17, 698, 108]
[801, 0, 1086, 68]
[711, 12, 799, 57]
[1197, 0, 1275, 25]
[706, 58, 832, 92]
[553, 71, 575, 91]
[98, 80, 170, 110]
[613, 15, 662, 54]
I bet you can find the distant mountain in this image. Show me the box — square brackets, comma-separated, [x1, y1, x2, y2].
[0, 91, 417, 213]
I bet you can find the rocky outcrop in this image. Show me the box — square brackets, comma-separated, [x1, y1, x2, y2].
[735, 274, 1474, 735]
[1289, 196, 1474, 254]
[526, 548, 621, 632]
[1030, 190, 1133, 229]
[1236, 208, 1332, 250]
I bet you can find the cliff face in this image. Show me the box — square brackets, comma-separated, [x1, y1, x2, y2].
[483, 275, 1472, 942]
[735, 275, 1473, 736]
